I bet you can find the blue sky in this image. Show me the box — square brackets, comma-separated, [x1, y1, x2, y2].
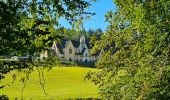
[59, 0, 116, 31]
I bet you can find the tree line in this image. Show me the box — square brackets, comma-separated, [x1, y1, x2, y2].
[59, 28, 103, 41]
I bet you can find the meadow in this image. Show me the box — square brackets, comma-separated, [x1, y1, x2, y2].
[0, 66, 99, 100]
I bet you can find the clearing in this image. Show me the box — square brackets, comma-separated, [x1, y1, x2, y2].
[0, 66, 99, 99]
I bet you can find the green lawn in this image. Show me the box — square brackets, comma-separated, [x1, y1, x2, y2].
[0, 66, 99, 99]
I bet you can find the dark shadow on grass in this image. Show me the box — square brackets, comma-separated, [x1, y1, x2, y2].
[59, 61, 96, 68]
[68, 98, 101, 100]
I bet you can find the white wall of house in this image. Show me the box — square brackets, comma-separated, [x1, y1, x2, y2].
[64, 41, 76, 61]
[79, 43, 88, 51]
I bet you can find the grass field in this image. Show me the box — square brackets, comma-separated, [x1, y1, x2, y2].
[0, 66, 99, 99]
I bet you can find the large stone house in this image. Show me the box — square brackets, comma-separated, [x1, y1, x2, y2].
[41, 35, 103, 62]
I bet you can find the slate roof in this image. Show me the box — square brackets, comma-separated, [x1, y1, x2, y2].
[60, 39, 67, 48]
[55, 37, 90, 55]
[71, 40, 80, 48]
[85, 39, 91, 48]
[54, 39, 67, 54]
[56, 43, 64, 54]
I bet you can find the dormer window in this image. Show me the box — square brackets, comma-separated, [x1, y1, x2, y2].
[69, 47, 72, 54]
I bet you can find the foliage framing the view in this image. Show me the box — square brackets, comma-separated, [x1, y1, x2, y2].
[0, 0, 95, 93]
[86, 0, 170, 99]
[0, 0, 95, 55]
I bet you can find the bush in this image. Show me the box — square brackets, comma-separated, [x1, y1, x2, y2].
[0, 94, 9, 100]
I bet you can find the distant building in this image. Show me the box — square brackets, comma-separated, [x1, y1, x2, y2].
[40, 35, 103, 62]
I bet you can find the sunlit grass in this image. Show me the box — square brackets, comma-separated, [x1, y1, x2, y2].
[0, 66, 99, 99]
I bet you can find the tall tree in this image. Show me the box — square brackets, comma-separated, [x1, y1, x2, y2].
[87, 0, 170, 99]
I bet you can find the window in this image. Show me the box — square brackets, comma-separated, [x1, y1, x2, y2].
[69, 47, 72, 54]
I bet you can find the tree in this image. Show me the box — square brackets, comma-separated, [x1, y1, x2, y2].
[86, 0, 170, 99]
[0, 0, 95, 55]
[87, 28, 94, 38]
[95, 28, 102, 33]
[0, 0, 95, 97]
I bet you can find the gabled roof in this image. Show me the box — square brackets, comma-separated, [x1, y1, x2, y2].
[54, 39, 67, 54]
[54, 36, 91, 54]
[60, 39, 67, 48]
[85, 39, 91, 48]
[56, 43, 64, 54]
[71, 40, 80, 48]
[59, 39, 80, 48]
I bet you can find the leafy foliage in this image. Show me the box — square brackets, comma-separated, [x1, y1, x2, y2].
[0, 0, 95, 94]
[87, 0, 170, 99]
[0, 0, 94, 55]
[0, 94, 9, 100]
